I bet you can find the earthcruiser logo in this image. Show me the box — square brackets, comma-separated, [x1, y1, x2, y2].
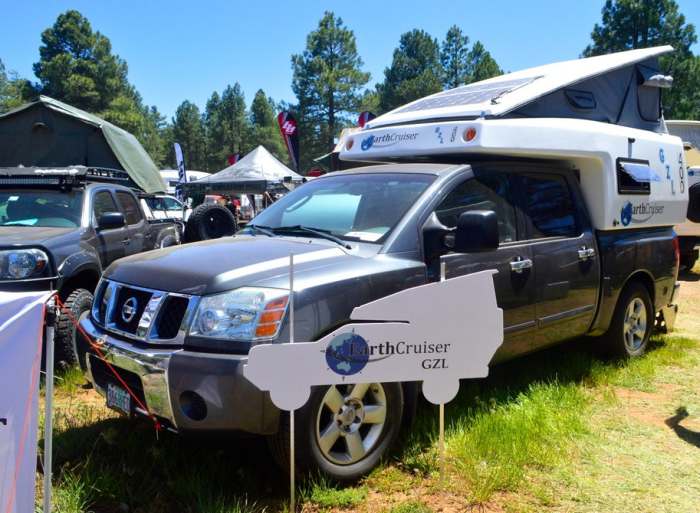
[325, 331, 451, 376]
[620, 201, 665, 226]
[361, 131, 419, 151]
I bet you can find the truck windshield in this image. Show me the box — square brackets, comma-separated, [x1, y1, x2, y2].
[247, 173, 435, 243]
[0, 189, 84, 228]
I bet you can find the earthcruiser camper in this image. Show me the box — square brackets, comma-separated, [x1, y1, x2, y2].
[80, 47, 686, 481]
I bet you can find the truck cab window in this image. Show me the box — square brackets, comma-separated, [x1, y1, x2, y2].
[116, 191, 142, 225]
[522, 175, 578, 238]
[93, 191, 118, 223]
[435, 173, 516, 243]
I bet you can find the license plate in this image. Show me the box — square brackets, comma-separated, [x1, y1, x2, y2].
[106, 383, 131, 415]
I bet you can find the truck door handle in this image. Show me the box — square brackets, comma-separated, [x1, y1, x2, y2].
[578, 246, 596, 260]
[510, 257, 533, 273]
[121, 238, 130, 245]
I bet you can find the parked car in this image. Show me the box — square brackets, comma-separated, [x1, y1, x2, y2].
[79, 47, 686, 481]
[0, 166, 181, 366]
[140, 194, 192, 222]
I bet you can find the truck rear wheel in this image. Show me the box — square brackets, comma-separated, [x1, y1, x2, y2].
[55, 288, 93, 369]
[268, 382, 403, 482]
[603, 282, 653, 358]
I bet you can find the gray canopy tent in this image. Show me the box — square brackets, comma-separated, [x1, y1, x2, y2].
[0, 95, 165, 193]
[183, 145, 304, 195]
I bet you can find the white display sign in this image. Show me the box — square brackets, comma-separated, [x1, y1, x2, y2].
[244, 270, 503, 411]
[0, 291, 50, 513]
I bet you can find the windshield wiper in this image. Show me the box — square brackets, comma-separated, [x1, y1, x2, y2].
[247, 224, 275, 237]
[272, 225, 352, 249]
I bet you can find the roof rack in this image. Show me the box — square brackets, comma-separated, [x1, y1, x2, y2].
[0, 166, 135, 188]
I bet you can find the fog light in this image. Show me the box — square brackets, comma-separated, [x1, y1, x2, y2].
[179, 391, 207, 421]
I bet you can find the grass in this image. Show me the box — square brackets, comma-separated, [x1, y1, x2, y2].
[301, 474, 368, 510]
[40, 275, 700, 512]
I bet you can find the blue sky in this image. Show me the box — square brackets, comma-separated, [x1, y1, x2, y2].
[2, 1, 699, 119]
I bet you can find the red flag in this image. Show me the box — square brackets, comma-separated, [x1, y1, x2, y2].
[277, 112, 300, 171]
[358, 111, 376, 128]
[227, 154, 240, 166]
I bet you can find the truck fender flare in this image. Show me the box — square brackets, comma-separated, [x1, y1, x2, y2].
[57, 250, 102, 286]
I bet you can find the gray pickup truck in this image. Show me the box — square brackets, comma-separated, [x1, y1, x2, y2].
[0, 166, 181, 366]
[80, 161, 680, 480]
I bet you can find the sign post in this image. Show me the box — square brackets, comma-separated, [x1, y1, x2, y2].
[438, 261, 446, 476]
[288, 253, 296, 513]
[43, 299, 56, 513]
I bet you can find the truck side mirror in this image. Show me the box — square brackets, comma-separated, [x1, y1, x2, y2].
[98, 212, 125, 230]
[454, 210, 499, 253]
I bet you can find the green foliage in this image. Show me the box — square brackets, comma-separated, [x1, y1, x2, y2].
[388, 501, 434, 513]
[440, 27, 502, 90]
[583, 0, 700, 119]
[291, 11, 370, 170]
[441, 25, 471, 89]
[171, 100, 207, 171]
[0, 59, 33, 113]
[301, 473, 368, 510]
[379, 29, 443, 112]
[466, 41, 502, 83]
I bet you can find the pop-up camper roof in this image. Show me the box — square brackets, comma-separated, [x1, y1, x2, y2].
[0, 96, 165, 193]
[368, 46, 673, 133]
[340, 47, 688, 233]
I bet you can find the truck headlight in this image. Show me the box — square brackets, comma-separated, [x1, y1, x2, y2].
[0, 249, 49, 280]
[190, 287, 289, 341]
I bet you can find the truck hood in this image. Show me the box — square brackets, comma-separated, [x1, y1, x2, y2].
[104, 235, 378, 295]
[0, 226, 80, 248]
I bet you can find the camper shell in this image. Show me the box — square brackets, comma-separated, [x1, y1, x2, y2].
[340, 46, 688, 233]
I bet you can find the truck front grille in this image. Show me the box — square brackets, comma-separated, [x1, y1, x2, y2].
[93, 280, 196, 344]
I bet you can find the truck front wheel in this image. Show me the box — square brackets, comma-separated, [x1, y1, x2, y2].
[603, 282, 653, 358]
[55, 288, 93, 369]
[268, 382, 403, 481]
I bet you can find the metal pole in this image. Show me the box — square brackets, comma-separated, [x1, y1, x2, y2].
[439, 260, 446, 477]
[289, 253, 295, 513]
[43, 299, 56, 513]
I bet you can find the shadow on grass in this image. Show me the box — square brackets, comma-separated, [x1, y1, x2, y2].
[665, 407, 700, 449]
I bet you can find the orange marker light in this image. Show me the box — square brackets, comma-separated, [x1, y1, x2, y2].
[254, 295, 289, 339]
[346, 138, 354, 150]
[255, 323, 279, 338]
[464, 127, 477, 142]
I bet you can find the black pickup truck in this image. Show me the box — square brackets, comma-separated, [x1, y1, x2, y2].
[80, 162, 681, 480]
[0, 166, 181, 366]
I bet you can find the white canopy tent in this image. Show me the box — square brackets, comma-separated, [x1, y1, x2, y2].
[183, 146, 304, 194]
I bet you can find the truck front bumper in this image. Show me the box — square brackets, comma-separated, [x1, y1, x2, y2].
[80, 317, 280, 435]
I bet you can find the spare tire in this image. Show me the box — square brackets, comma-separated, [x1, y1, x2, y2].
[185, 203, 237, 242]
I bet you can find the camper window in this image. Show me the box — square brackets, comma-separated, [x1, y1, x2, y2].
[616, 159, 659, 195]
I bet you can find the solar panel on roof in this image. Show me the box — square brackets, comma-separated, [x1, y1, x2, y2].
[396, 76, 541, 114]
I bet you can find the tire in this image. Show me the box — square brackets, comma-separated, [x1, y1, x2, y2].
[601, 282, 653, 358]
[184, 204, 237, 242]
[680, 251, 698, 271]
[268, 382, 404, 482]
[55, 288, 93, 369]
[156, 230, 180, 248]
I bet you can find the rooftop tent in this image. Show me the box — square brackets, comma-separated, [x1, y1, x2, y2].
[184, 145, 304, 194]
[368, 46, 674, 133]
[0, 95, 165, 193]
